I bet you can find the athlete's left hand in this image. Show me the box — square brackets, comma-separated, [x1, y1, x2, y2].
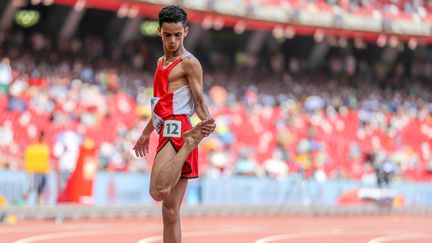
[133, 133, 150, 157]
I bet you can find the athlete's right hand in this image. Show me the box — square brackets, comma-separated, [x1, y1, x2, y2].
[133, 134, 150, 157]
[202, 118, 216, 136]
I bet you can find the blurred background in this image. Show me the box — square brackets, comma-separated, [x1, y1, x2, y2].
[0, 0, 432, 211]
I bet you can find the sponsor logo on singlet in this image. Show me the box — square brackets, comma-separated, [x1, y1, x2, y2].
[151, 97, 163, 133]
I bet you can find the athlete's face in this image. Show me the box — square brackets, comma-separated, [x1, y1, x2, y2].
[158, 22, 188, 53]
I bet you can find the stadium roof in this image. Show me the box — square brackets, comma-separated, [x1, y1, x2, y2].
[52, 0, 432, 44]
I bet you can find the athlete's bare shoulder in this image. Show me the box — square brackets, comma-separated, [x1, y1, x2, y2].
[181, 53, 202, 72]
[181, 53, 203, 87]
[156, 56, 164, 66]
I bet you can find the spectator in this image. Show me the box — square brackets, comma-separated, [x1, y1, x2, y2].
[53, 131, 83, 192]
[234, 148, 258, 176]
[0, 57, 12, 94]
[23, 132, 50, 205]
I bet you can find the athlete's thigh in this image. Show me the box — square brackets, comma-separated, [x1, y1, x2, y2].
[163, 178, 188, 209]
[150, 142, 177, 186]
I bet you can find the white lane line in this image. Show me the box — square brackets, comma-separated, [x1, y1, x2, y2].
[0, 223, 136, 234]
[137, 227, 268, 243]
[137, 221, 432, 243]
[255, 229, 417, 243]
[368, 233, 432, 243]
[255, 231, 339, 243]
[14, 223, 257, 243]
[137, 235, 162, 243]
[13, 225, 161, 243]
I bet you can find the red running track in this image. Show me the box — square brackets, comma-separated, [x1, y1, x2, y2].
[1, 215, 432, 243]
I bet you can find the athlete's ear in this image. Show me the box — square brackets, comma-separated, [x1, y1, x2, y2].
[184, 26, 189, 37]
[157, 27, 162, 37]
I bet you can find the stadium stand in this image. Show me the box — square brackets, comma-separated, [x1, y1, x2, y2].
[0, 28, 431, 183]
[0, 0, 431, 190]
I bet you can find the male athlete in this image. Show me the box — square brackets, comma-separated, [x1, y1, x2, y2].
[133, 5, 216, 243]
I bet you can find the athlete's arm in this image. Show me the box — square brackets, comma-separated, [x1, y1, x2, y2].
[183, 57, 215, 135]
[142, 119, 155, 136]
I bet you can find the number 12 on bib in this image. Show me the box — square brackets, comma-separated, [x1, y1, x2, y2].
[163, 120, 181, 138]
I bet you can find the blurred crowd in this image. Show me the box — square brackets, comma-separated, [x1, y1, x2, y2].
[0, 29, 431, 185]
[252, 0, 432, 17]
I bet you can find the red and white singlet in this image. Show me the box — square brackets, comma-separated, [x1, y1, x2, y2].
[151, 52, 199, 179]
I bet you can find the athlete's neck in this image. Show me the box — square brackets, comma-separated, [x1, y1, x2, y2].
[164, 47, 187, 60]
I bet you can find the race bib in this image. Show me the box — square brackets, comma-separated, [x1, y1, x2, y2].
[163, 120, 181, 138]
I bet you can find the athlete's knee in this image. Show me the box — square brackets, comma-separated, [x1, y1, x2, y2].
[149, 187, 170, 201]
[162, 204, 179, 225]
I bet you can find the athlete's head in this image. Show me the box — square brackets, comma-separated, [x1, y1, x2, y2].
[158, 5, 189, 53]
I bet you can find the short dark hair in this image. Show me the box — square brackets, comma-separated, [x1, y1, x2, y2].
[158, 5, 188, 27]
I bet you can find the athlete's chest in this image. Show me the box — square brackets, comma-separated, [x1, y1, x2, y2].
[164, 64, 188, 89]
[166, 63, 185, 79]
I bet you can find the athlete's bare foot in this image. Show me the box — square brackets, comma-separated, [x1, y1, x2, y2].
[183, 119, 215, 149]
